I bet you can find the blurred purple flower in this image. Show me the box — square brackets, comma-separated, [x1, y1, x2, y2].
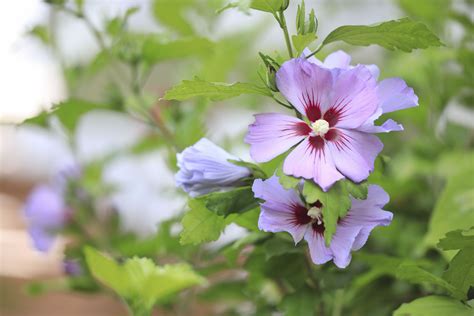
[253, 176, 392, 268]
[175, 138, 251, 197]
[24, 185, 70, 252]
[63, 260, 83, 276]
[246, 52, 417, 191]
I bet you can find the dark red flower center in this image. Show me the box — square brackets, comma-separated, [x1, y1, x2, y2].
[291, 200, 325, 235]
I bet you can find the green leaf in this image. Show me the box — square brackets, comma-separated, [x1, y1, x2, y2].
[197, 186, 259, 217]
[84, 247, 205, 311]
[393, 295, 472, 316]
[262, 236, 304, 260]
[437, 228, 474, 251]
[226, 207, 261, 232]
[250, 0, 287, 13]
[28, 25, 50, 45]
[438, 228, 474, 301]
[292, 34, 317, 54]
[142, 37, 214, 64]
[223, 231, 268, 264]
[276, 163, 301, 189]
[152, 0, 194, 35]
[443, 247, 474, 301]
[163, 77, 272, 101]
[180, 199, 227, 245]
[322, 18, 443, 52]
[198, 280, 248, 302]
[396, 263, 464, 299]
[357, 254, 465, 299]
[22, 99, 105, 132]
[424, 167, 474, 250]
[302, 181, 351, 245]
[173, 102, 207, 149]
[280, 287, 316, 316]
[228, 159, 267, 179]
[344, 180, 369, 200]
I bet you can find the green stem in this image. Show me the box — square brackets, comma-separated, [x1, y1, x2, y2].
[305, 43, 324, 59]
[331, 289, 344, 316]
[277, 10, 294, 58]
[128, 304, 151, 316]
[272, 96, 293, 109]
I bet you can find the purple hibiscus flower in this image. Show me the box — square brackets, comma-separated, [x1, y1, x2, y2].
[176, 138, 251, 197]
[24, 185, 70, 252]
[245, 51, 418, 191]
[253, 176, 392, 268]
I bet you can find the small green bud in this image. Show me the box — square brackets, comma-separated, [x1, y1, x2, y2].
[296, 1, 306, 34]
[308, 9, 318, 33]
[258, 53, 280, 92]
[280, 0, 290, 11]
[296, 1, 318, 35]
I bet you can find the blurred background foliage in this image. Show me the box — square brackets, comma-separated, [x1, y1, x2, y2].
[1, 0, 473, 315]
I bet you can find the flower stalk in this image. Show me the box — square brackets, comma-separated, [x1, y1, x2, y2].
[277, 10, 294, 58]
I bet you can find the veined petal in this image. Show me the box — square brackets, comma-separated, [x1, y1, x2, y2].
[245, 113, 310, 162]
[377, 78, 418, 113]
[327, 129, 383, 183]
[252, 176, 303, 209]
[283, 137, 344, 191]
[253, 177, 309, 243]
[343, 185, 393, 250]
[325, 66, 378, 129]
[304, 185, 392, 268]
[276, 58, 333, 121]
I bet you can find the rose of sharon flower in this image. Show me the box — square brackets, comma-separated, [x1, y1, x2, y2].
[176, 138, 251, 197]
[246, 52, 418, 191]
[253, 176, 392, 268]
[24, 185, 70, 252]
[303, 49, 418, 134]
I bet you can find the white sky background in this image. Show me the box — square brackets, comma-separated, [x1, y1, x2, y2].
[0, 0, 401, 123]
[0, 0, 402, 244]
[0, 0, 402, 181]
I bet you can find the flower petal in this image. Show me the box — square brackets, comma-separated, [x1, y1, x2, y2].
[253, 177, 308, 243]
[283, 137, 344, 191]
[344, 185, 393, 251]
[329, 224, 362, 268]
[245, 113, 310, 162]
[303, 48, 380, 80]
[28, 226, 56, 252]
[301, 48, 323, 66]
[377, 78, 418, 113]
[323, 50, 351, 69]
[327, 129, 383, 183]
[365, 64, 380, 80]
[358, 107, 404, 133]
[176, 138, 251, 197]
[24, 186, 66, 228]
[325, 66, 378, 129]
[304, 230, 333, 265]
[276, 58, 333, 121]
